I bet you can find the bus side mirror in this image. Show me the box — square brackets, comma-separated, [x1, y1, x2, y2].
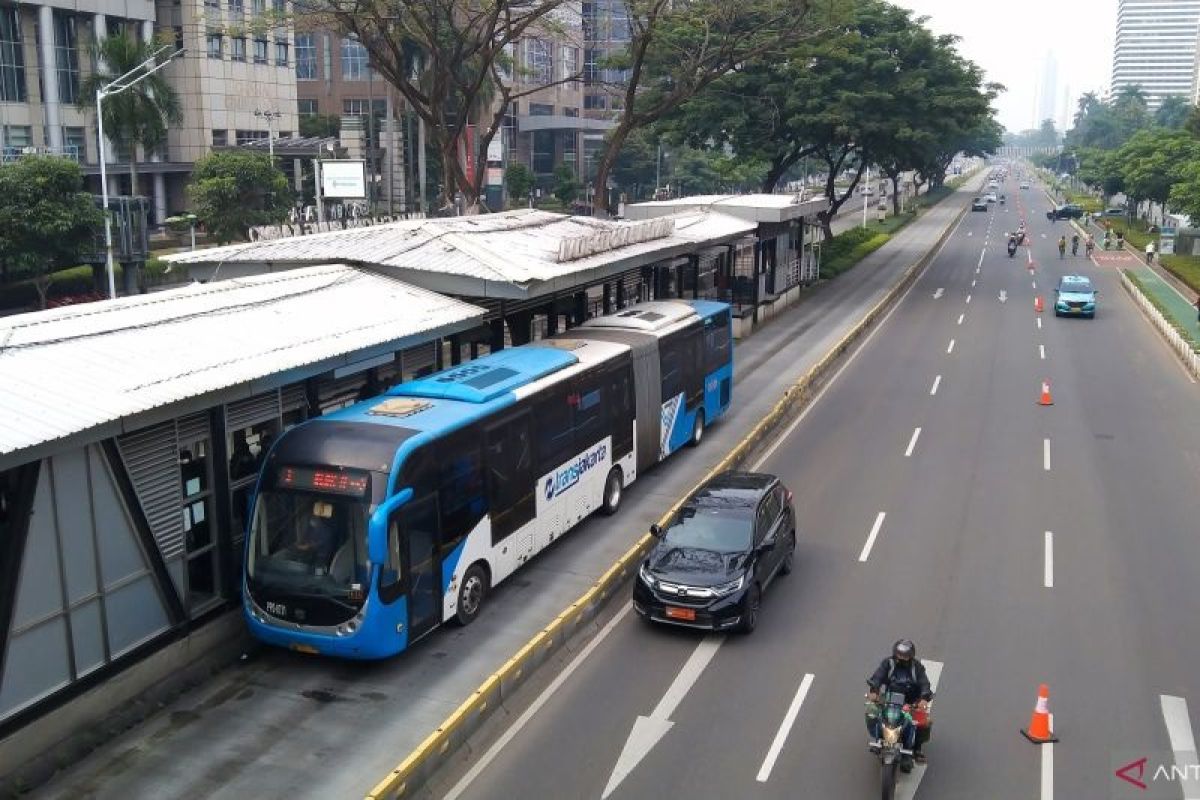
[649, 524, 662, 538]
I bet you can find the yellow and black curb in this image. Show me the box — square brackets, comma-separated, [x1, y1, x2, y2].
[364, 192, 973, 800]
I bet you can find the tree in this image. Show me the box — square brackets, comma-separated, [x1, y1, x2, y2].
[299, 113, 341, 138]
[0, 157, 103, 308]
[1116, 128, 1200, 212]
[588, 0, 813, 215]
[505, 163, 534, 207]
[1155, 95, 1192, 129]
[1167, 160, 1200, 221]
[187, 151, 291, 244]
[78, 33, 182, 193]
[552, 165, 581, 206]
[309, 0, 578, 212]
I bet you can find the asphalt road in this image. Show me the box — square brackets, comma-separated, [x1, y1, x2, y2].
[26, 177, 976, 799]
[433, 173, 1200, 800]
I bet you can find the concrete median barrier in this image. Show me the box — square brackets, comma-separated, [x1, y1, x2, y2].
[364, 191, 973, 800]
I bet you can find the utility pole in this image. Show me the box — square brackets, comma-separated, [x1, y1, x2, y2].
[861, 164, 870, 228]
[254, 108, 282, 159]
[96, 44, 183, 300]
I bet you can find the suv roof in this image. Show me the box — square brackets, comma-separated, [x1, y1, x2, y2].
[690, 471, 777, 507]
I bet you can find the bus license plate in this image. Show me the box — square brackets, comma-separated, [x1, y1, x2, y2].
[665, 606, 695, 621]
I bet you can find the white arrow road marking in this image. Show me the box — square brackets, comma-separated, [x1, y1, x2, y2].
[999, 290, 1008, 303]
[930, 375, 941, 396]
[894, 660, 945, 800]
[967, 231, 973, 236]
[443, 604, 634, 800]
[1044, 531, 1054, 588]
[859, 512, 887, 562]
[933, 287, 944, 299]
[603, 636, 724, 798]
[755, 673, 815, 782]
[1160, 695, 1200, 800]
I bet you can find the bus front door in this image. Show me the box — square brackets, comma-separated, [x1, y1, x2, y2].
[403, 495, 441, 642]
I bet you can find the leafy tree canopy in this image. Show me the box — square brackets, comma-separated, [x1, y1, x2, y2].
[187, 151, 291, 244]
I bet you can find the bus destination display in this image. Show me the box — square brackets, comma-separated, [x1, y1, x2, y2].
[277, 466, 369, 497]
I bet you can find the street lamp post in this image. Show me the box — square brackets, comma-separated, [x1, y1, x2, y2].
[255, 108, 283, 159]
[96, 44, 183, 300]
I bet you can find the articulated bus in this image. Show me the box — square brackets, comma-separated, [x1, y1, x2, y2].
[243, 300, 733, 657]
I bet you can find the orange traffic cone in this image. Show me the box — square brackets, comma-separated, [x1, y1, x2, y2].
[1038, 380, 1054, 406]
[1034, 295, 1044, 312]
[1022, 683, 1058, 744]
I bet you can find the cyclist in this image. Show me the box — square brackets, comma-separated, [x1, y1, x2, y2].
[1058, 236, 1067, 259]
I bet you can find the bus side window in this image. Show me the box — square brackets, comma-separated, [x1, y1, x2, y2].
[486, 414, 535, 543]
[379, 515, 404, 604]
[534, 391, 574, 474]
[573, 372, 607, 453]
[437, 434, 486, 558]
[609, 363, 634, 460]
[705, 311, 731, 374]
[660, 336, 683, 401]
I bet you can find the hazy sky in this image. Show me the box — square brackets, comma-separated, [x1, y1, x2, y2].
[893, 0, 1118, 133]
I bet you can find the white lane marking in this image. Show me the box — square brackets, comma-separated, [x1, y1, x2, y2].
[905, 427, 922, 457]
[947, 339, 955, 354]
[1033, 280, 1038, 289]
[1160, 695, 1200, 799]
[1037, 317, 1043, 330]
[602, 636, 724, 798]
[444, 604, 634, 800]
[930, 375, 941, 396]
[971, 279, 976, 287]
[965, 294, 972, 304]
[1042, 714, 1054, 800]
[755, 673, 815, 782]
[1044, 531, 1054, 588]
[754, 205, 968, 472]
[859, 512, 886, 562]
[1044, 438, 1051, 471]
[894, 660, 945, 800]
[977, 248, 985, 268]
[957, 313, 964, 325]
[976, 266, 980, 274]
[1039, 344, 1046, 360]
[933, 287, 944, 299]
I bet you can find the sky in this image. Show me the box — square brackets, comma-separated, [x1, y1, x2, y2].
[892, 0, 1118, 133]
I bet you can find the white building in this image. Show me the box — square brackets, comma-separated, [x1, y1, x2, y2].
[1111, 0, 1200, 109]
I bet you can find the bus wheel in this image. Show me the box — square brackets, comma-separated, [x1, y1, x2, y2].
[688, 412, 705, 447]
[601, 468, 623, 516]
[454, 565, 488, 626]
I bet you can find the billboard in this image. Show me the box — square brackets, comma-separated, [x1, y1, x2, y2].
[321, 160, 367, 198]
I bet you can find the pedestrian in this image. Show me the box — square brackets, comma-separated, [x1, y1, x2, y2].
[1116, 230, 1125, 248]
[1071, 234, 1080, 256]
[1058, 235, 1067, 259]
[1085, 212, 1092, 227]
[1085, 234, 1095, 257]
[1145, 240, 1156, 264]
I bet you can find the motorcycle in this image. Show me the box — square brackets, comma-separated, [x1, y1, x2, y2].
[866, 692, 928, 800]
[1007, 240, 1018, 258]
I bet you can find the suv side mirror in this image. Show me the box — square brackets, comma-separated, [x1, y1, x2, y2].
[649, 523, 662, 538]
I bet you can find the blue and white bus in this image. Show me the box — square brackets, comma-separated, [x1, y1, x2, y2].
[243, 300, 733, 658]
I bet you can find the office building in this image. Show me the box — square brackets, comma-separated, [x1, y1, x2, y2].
[1111, 0, 1200, 109]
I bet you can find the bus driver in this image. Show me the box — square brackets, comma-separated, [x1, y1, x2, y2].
[294, 501, 338, 573]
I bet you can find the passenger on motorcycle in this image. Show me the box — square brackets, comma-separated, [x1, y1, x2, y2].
[866, 639, 933, 769]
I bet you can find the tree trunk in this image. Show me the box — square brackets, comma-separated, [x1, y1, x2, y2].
[593, 120, 636, 217]
[128, 147, 138, 198]
[34, 273, 51, 309]
[890, 174, 901, 216]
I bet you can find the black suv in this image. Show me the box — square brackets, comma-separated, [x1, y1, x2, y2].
[633, 472, 796, 633]
[1046, 204, 1084, 221]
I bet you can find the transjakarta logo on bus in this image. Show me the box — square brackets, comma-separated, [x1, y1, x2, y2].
[544, 443, 608, 500]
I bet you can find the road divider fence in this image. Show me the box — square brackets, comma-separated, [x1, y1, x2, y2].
[364, 188, 975, 800]
[1119, 269, 1200, 380]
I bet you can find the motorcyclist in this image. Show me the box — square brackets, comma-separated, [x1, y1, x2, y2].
[1016, 224, 1027, 245]
[1007, 234, 1018, 257]
[867, 639, 933, 770]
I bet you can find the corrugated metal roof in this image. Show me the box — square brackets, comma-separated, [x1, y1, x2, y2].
[163, 209, 756, 297]
[0, 265, 485, 457]
[626, 193, 832, 224]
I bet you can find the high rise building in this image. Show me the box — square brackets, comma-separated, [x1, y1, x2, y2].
[1038, 51, 1058, 126]
[1111, 0, 1200, 109]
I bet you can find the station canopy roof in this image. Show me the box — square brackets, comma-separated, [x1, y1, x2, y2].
[624, 193, 831, 224]
[0, 265, 484, 462]
[163, 209, 757, 300]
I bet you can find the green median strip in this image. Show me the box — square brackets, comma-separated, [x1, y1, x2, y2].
[1125, 269, 1200, 353]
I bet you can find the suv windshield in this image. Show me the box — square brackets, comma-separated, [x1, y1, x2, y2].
[246, 469, 373, 603]
[1060, 279, 1093, 293]
[663, 506, 754, 553]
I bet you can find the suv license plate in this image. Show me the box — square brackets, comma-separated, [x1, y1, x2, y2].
[665, 606, 696, 621]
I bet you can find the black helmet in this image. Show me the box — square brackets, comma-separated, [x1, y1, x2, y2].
[893, 639, 915, 663]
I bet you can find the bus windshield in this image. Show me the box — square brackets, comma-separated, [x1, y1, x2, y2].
[246, 483, 371, 603]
